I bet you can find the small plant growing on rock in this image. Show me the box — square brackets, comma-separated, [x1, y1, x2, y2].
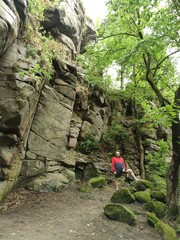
[78, 133, 99, 154]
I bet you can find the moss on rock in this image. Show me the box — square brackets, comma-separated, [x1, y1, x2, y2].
[88, 176, 107, 188]
[151, 175, 166, 191]
[144, 200, 167, 218]
[134, 190, 151, 203]
[104, 203, 136, 225]
[147, 212, 177, 240]
[150, 190, 166, 203]
[78, 184, 92, 193]
[111, 188, 135, 204]
[156, 221, 177, 240]
[131, 179, 154, 191]
[146, 211, 160, 227]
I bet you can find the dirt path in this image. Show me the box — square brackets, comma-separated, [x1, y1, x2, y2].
[0, 183, 163, 240]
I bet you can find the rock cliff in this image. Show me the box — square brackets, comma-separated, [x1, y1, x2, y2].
[0, 0, 110, 198]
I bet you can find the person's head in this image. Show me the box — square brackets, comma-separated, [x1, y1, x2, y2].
[115, 151, 120, 157]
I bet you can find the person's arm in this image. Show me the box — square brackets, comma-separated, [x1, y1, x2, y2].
[111, 157, 116, 173]
[122, 158, 127, 171]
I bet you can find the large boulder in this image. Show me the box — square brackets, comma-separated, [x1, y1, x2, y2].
[111, 188, 135, 204]
[104, 203, 136, 225]
[42, 0, 85, 59]
[144, 200, 167, 218]
[147, 212, 177, 240]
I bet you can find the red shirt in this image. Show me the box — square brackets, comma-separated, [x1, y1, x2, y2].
[111, 156, 126, 172]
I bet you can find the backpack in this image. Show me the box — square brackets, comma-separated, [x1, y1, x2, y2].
[115, 162, 123, 174]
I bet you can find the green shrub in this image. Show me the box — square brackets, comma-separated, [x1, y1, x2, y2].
[102, 124, 128, 152]
[145, 140, 169, 178]
[78, 133, 99, 154]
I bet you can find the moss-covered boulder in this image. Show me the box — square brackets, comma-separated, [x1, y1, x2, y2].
[111, 188, 135, 204]
[146, 211, 160, 226]
[150, 190, 166, 203]
[104, 203, 136, 225]
[134, 190, 151, 203]
[144, 200, 167, 218]
[147, 212, 177, 240]
[156, 221, 177, 240]
[131, 179, 154, 191]
[151, 175, 166, 191]
[88, 176, 107, 188]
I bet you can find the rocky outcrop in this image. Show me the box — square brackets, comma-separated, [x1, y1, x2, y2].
[0, 0, 28, 56]
[42, 0, 96, 60]
[0, 0, 107, 197]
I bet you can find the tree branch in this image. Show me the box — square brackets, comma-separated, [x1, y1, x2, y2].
[153, 50, 180, 77]
[98, 32, 138, 41]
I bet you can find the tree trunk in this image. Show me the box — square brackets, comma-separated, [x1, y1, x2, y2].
[167, 85, 180, 217]
[137, 130, 145, 179]
[132, 99, 145, 179]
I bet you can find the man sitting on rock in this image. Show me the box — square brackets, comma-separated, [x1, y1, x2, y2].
[111, 150, 140, 191]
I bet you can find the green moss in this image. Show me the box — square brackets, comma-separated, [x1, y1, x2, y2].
[88, 176, 107, 188]
[131, 179, 154, 191]
[156, 221, 177, 240]
[78, 184, 92, 193]
[144, 200, 167, 218]
[147, 212, 177, 240]
[134, 190, 151, 203]
[104, 203, 136, 225]
[151, 175, 166, 191]
[111, 188, 135, 204]
[146, 211, 160, 227]
[151, 190, 166, 203]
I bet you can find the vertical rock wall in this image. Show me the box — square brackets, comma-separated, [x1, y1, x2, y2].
[0, 0, 109, 196]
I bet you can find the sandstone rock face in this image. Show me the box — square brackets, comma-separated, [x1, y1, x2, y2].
[0, 0, 103, 197]
[0, 0, 27, 56]
[42, 0, 95, 59]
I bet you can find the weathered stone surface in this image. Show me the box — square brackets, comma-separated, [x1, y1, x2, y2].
[26, 173, 70, 192]
[0, 0, 27, 56]
[68, 137, 78, 148]
[27, 86, 72, 160]
[80, 17, 96, 53]
[0, 147, 14, 166]
[0, 153, 22, 201]
[42, 0, 85, 58]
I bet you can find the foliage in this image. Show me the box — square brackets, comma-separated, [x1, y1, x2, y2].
[102, 123, 128, 153]
[25, 0, 64, 81]
[80, 0, 180, 123]
[78, 133, 99, 154]
[145, 140, 169, 178]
